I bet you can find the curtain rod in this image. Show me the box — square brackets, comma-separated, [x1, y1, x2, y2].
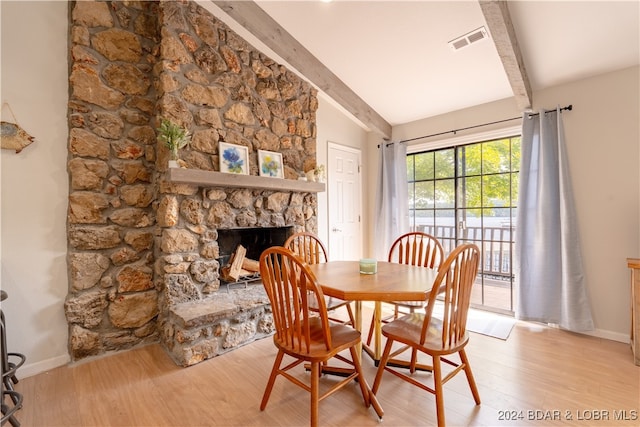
[385, 104, 573, 145]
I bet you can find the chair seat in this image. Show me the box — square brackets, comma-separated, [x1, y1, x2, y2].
[388, 300, 423, 309]
[382, 312, 470, 354]
[276, 317, 361, 362]
[309, 295, 351, 311]
[308, 295, 354, 326]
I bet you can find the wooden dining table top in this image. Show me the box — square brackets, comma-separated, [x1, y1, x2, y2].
[307, 260, 438, 302]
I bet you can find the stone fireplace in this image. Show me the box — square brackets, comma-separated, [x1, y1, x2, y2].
[64, 0, 323, 366]
[161, 224, 294, 367]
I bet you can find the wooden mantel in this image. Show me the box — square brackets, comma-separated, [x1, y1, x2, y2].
[167, 168, 325, 193]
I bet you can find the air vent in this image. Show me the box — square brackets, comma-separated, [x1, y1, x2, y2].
[448, 26, 489, 51]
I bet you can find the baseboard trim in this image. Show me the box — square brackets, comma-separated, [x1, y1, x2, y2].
[582, 328, 629, 344]
[535, 322, 629, 344]
[19, 354, 70, 379]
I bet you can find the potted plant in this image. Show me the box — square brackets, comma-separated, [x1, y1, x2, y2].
[157, 118, 190, 168]
[314, 164, 326, 183]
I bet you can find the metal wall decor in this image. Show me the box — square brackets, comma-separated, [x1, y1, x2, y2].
[1, 103, 35, 153]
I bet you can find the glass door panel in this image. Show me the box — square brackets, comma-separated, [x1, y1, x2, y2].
[408, 136, 520, 314]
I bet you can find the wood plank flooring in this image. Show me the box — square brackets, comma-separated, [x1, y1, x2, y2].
[11, 314, 640, 426]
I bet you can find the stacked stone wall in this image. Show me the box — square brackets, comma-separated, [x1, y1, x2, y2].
[65, 0, 319, 365]
[66, 1, 161, 360]
[154, 1, 318, 366]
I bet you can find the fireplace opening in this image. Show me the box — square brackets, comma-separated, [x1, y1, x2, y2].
[217, 226, 294, 283]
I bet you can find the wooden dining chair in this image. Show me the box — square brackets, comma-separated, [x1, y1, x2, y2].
[258, 246, 382, 427]
[366, 232, 444, 346]
[285, 232, 355, 326]
[371, 243, 481, 427]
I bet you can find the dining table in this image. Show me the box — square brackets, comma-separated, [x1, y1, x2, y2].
[307, 260, 439, 365]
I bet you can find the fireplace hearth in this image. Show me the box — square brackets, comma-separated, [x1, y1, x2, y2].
[162, 224, 301, 367]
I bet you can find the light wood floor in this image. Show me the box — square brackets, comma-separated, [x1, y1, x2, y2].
[11, 313, 640, 426]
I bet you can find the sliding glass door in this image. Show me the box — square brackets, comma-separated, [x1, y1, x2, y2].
[407, 136, 520, 314]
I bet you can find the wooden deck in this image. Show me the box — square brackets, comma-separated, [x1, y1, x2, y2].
[471, 276, 514, 314]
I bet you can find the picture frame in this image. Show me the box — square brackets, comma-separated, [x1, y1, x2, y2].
[258, 149, 284, 178]
[219, 142, 249, 175]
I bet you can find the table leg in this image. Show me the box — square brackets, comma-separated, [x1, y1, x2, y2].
[373, 302, 382, 360]
[354, 301, 362, 359]
[362, 302, 382, 364]
[354, 301, 384, 420]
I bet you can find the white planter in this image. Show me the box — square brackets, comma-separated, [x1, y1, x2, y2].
[168, 160, 179, 168]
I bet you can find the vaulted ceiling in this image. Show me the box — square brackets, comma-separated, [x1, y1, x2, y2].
[200, 1, 639, 138]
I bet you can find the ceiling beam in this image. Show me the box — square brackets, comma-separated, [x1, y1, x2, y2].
[479, 0, 533, 111]
[211, 1, 392, 139]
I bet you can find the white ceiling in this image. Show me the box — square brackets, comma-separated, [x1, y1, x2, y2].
[208, 1, 639, 127]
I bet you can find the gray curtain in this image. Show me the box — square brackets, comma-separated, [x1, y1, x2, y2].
[515, 108, 594, 331]
[374, 141, 409, 260]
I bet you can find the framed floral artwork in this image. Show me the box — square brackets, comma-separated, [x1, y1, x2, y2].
[258, 149, 284, 178]
[219, 142, 249, 175]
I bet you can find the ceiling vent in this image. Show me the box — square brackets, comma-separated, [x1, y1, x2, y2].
[448, 26, 489, 51]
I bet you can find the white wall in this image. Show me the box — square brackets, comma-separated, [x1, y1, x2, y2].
[386, 66, 640, 341]
[315, 95, 372, 252]
[534, 66, 639, 340]
[0, 1, 70, 376]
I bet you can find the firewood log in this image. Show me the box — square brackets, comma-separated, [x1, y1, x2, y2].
[221, 267, 255, 282]
[226, 245, 246, 281]
[242, 258, 260, 272]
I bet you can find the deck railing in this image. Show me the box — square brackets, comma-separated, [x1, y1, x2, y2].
[421, 224, 515, 280]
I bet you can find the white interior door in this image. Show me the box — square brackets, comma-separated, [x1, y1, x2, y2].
[327, 143, 362, 261]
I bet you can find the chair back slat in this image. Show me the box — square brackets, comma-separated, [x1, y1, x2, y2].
[285, 232, 328, 265]
[260, 247, 332, 353]
[421, 243, 480, 349]
[388, 232, 444, 268]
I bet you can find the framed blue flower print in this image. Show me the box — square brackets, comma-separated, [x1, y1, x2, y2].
[219, 142, 249, 175]
[258, 150, 284, 178]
